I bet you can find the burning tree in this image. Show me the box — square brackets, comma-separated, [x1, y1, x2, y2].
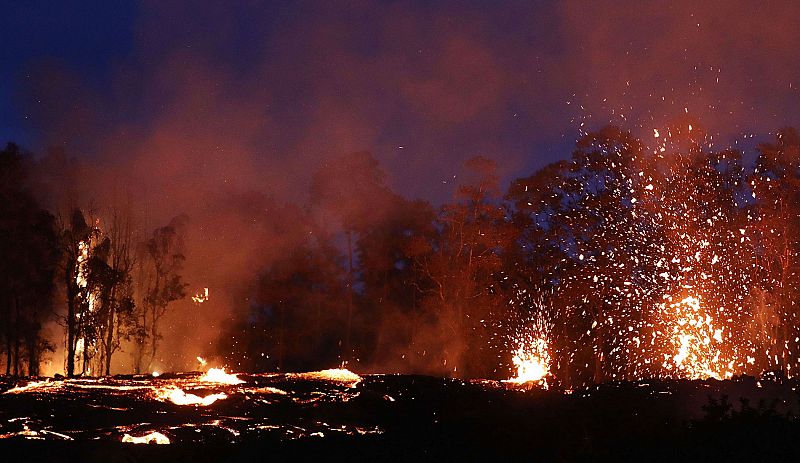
[61, 207, 138, 376]
[62, 209, 93, 377]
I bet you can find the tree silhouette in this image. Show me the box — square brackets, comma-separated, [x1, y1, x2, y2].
[135, 216, 188, 372]
[310, 151, 395, 361]
[0, 143, 60, 376]
[407, 156, 517, 378]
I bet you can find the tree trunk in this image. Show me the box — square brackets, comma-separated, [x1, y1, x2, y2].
[27, 302, 39, 376]
[27, 341, 38, 377]
[13, 294, 20, 377]
[66, 264, 76, 377]
[5, 317, 11, 376]
[148, 303, 159, 371]
[104, 306, 115, 376]
[278, 305, 285, 371]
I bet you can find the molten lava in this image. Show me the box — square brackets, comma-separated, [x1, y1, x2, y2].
[505, 334, 550, 388]
[660, 295, 733, 380]
[199, 367, 244, 384]
[192, 287, 210, 304]
[154, 386, 227, 406]
[122, 431, 170, 444]
[290, 369, 362, 387]
[504, 311, 552, 388]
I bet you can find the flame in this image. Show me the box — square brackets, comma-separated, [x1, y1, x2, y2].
[192, 287, 209, 304]
[154, 386, 227, 406]
[122, 431, 170, 444]
[199, 367, 244, 385]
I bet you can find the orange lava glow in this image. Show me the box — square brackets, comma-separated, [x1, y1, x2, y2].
[660, 295, 733, 380]
[153, 386, 227, 406]
[122, 431, 170, 444]
[199, 367, 244, 385]
[290, 369, 362, 387]
[505, 334, 550, 388]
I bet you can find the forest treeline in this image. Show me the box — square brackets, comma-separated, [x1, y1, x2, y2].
[3, 124, 800, 387]
[0, 143, 188, 377]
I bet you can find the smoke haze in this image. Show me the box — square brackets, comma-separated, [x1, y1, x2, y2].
[10, 0, 800, 373]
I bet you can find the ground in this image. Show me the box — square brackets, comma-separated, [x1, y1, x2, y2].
[0, 371, 799, 461]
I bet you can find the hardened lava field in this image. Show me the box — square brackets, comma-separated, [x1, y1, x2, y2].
[1, 369, 800, 461]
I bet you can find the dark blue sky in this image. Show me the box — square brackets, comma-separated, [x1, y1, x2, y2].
[0, 1, 136, 147]
[4, 1, 800, 203]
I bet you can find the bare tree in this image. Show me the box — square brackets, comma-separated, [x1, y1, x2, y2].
[134, 216, 188, 372]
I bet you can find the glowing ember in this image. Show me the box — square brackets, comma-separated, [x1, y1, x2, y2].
[199, 367, 244, 385]
[192, 287, 209, 304]
[154, 386, 227, 406]
[291, 369, 362, 387]
[122, 431, 171, 444]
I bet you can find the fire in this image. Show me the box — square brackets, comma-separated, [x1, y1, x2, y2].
[199, 367, 244, 385]
[154, 386, 227, 406]
[192, 287, 209, 304]
[660, 295, 733, 380]
[122, 431, 170, 444]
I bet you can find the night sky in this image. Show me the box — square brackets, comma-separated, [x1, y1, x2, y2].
[5, 0, 800, 371]
[6, 1, 800, 200]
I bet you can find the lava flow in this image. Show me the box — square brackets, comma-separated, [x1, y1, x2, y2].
[0, 368, 375, 444]
[199, 367, 244, 385]
[153, 386, 227, 406]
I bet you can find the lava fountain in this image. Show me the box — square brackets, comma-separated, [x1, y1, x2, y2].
[505, 313, 552, 388]
[659, 294, 733, 380]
